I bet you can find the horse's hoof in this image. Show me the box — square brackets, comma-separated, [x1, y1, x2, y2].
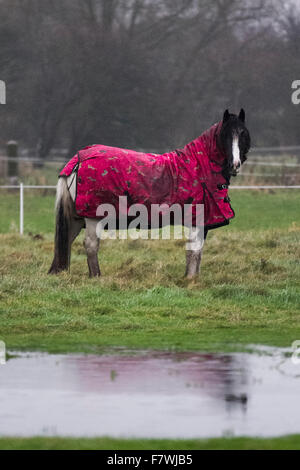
[48, 268, 58, 275]
[185, 273, 198, 280]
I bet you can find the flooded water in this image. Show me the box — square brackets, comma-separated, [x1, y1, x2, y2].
[0, 348, 299, 438]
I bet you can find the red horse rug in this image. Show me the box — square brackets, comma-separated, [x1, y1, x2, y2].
[60, 121, 234, 230]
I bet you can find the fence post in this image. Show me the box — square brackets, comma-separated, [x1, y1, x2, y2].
[7, 140, 18, 178]
[20, 183, 24, 235]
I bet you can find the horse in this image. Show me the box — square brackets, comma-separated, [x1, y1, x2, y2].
[49, 109, 250, 278]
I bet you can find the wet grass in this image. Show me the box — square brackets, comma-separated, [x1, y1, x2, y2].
[0, 435, 300, 450]
[0, 190, 300, 353]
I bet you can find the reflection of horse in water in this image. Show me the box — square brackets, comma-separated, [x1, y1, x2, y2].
[61, 352, 248, 412]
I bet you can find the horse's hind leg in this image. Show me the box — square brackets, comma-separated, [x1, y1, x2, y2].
[70, 217, 85, 244]
[84, 219, 101, 277]
[185, 227, 208, 278]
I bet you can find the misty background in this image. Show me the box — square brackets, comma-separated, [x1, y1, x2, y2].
[0, 0, 300, 161]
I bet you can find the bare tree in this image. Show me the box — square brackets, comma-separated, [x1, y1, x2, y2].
[0, 0, 299, 158]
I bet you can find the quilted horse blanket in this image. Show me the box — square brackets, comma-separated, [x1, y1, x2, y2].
[60, 121, 234, 230]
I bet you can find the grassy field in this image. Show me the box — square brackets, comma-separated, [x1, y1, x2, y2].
[0, 189, 299, 353]
[0, 435, 300, 450]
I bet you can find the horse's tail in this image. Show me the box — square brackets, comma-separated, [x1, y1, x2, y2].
[48, 177, 73, 274]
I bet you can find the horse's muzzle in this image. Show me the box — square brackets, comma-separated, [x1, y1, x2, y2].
[229, 160, 241, 176]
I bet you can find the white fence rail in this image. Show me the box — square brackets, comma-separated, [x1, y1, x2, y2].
[1, 184, 300, 235]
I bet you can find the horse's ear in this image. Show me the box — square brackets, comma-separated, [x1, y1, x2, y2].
[238, 108, 245, 123]
[223, 109, 230, 123]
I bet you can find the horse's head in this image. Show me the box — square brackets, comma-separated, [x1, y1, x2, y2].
[219, 109, 251, 176]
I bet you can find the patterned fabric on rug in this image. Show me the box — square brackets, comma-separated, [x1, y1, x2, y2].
[60, 121, 234, 229]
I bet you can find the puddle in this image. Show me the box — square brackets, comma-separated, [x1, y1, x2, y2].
[0, 349, 299, 438]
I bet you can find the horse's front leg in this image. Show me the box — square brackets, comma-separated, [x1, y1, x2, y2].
[185, 227, 208, 278]
[84, 219, 101, 277]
